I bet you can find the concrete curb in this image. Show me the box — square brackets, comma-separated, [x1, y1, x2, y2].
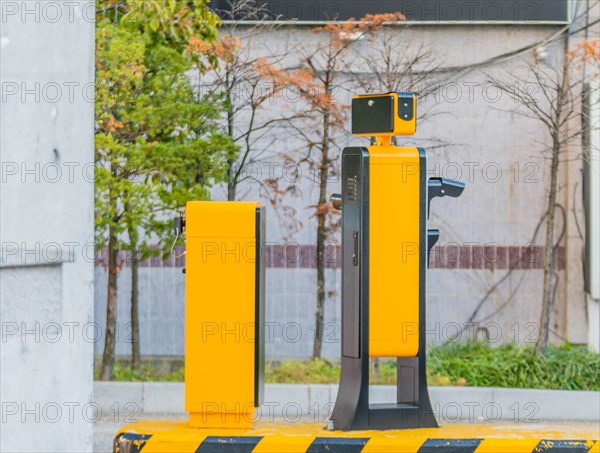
[94, 382, 599, 423]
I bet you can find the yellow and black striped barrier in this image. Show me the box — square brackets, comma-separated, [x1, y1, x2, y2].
[113, 421, 599, 453]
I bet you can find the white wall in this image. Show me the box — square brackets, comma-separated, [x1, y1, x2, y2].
[93, 23, 596, 362]
[1, 1, 96, 451]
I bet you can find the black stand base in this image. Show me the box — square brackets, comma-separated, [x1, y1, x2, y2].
[329, 357, 438, 431]
[367, 404, 438, 430]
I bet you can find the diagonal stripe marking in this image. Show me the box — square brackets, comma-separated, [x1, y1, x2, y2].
[306, 437, 370, 453]
[418, 438, 482, 453]
[195, 436, 263, 453]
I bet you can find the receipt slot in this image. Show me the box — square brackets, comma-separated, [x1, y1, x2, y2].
[184, 201, 265, 428]
[330, 93, 464, 430]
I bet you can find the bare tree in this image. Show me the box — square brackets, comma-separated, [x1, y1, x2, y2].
[192, 0, 306, 201]
[258, 13, 405, 359]
[350, 28, 438, 97]
[487, 38, 599, 354]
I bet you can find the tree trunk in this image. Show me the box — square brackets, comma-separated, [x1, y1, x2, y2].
[536, 56, 569, 355]
[130, 253, 141, 370]
[123, 203, 142, 370]
[312, 109, 330, 360]
[227, 157, 237, 201]
[130, 244, 141, 370]
[101, 226, 119, 380]
[535, 139, 560, 355]
[372, 358, 381, 381]
[226, 71, 237, 202]
[313, 209, 326, 359]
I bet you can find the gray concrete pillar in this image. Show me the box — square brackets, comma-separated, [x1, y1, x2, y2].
[1, 1, 96, 451]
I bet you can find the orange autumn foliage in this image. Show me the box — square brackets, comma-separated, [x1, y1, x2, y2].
[315, 12, 406, 46]
[567, 39, 600, 63]
[106, 116, 125, 133]
[187, 34, 241, 67]
[567, 39, 600, 74]
[254, 58, 329, 108]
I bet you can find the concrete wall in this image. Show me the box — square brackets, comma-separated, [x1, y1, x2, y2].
[94, 265, 550, 360]
[222, 23, 587, 348]
[93, 20, 596, 360]
[94, 267, 343, 360]
[1, 1, 96, 451]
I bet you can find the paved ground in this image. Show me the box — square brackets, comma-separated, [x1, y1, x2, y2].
[94, 414, 597, 453]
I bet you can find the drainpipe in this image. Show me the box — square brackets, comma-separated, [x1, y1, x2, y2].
[583, 78, 600, 352]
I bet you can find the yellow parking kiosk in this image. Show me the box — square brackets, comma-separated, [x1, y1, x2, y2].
[330, 92, 464, 430]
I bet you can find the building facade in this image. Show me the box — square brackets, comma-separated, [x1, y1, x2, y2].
[93, 0, 599, 360]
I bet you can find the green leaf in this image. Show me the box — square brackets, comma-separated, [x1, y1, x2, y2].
[150, 16, 160, 32]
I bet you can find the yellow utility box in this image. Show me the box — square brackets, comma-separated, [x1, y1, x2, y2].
[184, 201, 265, 429]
